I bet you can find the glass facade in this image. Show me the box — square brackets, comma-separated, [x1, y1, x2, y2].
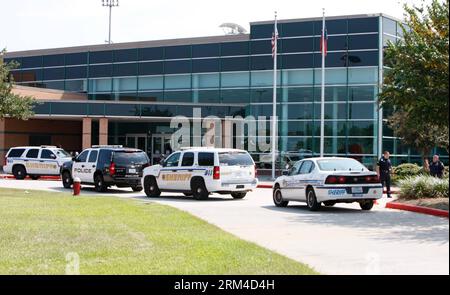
[6, 14, 443, 166]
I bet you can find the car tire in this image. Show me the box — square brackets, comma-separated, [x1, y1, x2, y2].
[231, 192, 247, 199]
[273, 188, 289, 207]
[131, 186, 143, 192]
[12, 165, 27, 180]
[144, 176, 161, 198]
[306, 188, 321, 211]
[323, 201, 336, 207]
[30, 175, 40, 180]
[94, 174, 108, 193]
[360, 200, 375, 211]
[191, 178, 209, 200]
[62, 171, 73, 189]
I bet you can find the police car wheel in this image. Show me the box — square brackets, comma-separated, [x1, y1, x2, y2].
[131, 186, 143, 192]
[306, 188, 321, 211]
[273, 188, 289, 207]
[191, 178, 209, 200]
[360, 200, 374, 211]
[94, 175, 108, 193]
[144, 176, 161, 198]
[62, 171, 73, 189]
[12, 165, 27, 180]
[231, 192, 247, 199]
[30, 175, 40, 180]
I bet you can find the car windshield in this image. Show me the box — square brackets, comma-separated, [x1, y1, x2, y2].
[317, 159, 367, 172]
[55, 149, 71, 157]
[113, 151, 149, 166]
[219, 152, 254, 166]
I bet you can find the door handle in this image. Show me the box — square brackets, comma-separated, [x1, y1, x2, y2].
[188, 170, 193, 172]
[172, 170, 177, 172]
[81, 165, 85, 168]
[24, 160, 29, 162]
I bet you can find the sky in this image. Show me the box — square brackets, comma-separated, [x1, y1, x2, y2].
[0, 0, 427, 52]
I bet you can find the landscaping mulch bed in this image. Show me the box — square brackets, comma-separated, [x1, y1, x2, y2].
[394, 198, 449, 211]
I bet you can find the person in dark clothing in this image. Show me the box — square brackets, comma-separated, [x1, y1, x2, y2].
[430, 155, 445, 178]
[377, 151, 393, 198]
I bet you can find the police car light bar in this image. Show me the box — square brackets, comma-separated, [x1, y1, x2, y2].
[40, 145, 58, 148]
[179, 147, 215, 151]
[91, 145, 124, 148]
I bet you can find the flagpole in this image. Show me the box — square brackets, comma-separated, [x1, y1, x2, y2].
[272, 11, 278, 180]
[320, 8, 326, 158]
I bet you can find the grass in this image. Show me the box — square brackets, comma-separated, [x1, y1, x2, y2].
[0, 188, 317, 275]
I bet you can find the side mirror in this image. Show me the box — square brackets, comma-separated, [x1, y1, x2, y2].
[282, 170, 289, 176]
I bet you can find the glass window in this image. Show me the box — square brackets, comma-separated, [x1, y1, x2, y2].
[317, 158, 367, 171]
[192, 58, 220, 73]
[314, 52, 348, 68]
[165, 74, 191, 89]
[194, 90, 220, 103]
[221, 89, 250, 103]
[43, 54, 64, 67]
[221, 72, 249, 87]
[314, 102, 347, 119]
[138, 76, 163, 91]
[383, 17, 397, 36]
[312, 121, 346, 137]
[66, 66, 87, 79]
[285, 103, 314, 119]
[21, 69, 43, 81]
[282, 38, 314, 53]
[105, 104, 140, 116]
[43, 67, 64, 80]
[313, 36, 348, 51]
[141, 104, 176, 117]
[26, 149, 39, 158]
[50, 102, 87, 115]
[113, 63, 137, 76]
[250, 88, 280, 103]
[347, 51, 379, 67]
[192, 73, 219, 88]
[221, 57, 249, 72]
[165, 60, 190, 74]
[113, 92, 137, 101]
[88, 93, 112, 101]
[7, 148, 26, 158]
[348, 67, 378, 84]
[88, 150, 98, 163]
[348, 34, 379, 50]
[283, 54, 314, 69]
[314, 68, 347, 85]
[220, 42, 249, 56]
[89, 50, 113, 64]
[313, 86, 348, 102]
[251, 55, 277, 71]
[349, 86, 377, 101]
[282, 69, 313, 86]
[89, 64, 112, 78]
[89, 78, 112, 92]
[138, 47, 164, 61]
[114, 49, 137, 62]
[139, 61, 164, 75]
[77, 150, 89, 162]
[348, 121, 376, 136]
[314, 19, 348, 35]
[181, 152, 195, 166]
[348, 138, 375, 155]
[164, 152, 181, 167]
[282, 21, 314, 37]
[299, 161, 314, 174]
[192, 44, 220, 58]
[251, 24, 279, 39]
[348, 17, 379, 33]
[284, 121, 314, 136]
[198, 152, 215, 166]
[284, 87, 314, 102]
[164, 91, 192, 102]
[165, 45, 191, 59]
[251, 40, 272, 54]
[219, 152, 254, 166]
[113, 77, 137, 91]
[137, 92, 164, 102]
[40, 149, 56, 159]
[65, 52, 88, 65]
[21, 56, 42, 68]
[42, 80, 65, 90]
[65, 79, 87, 92]
[251, 71, 281, 87]
[349, 103, 376, 119]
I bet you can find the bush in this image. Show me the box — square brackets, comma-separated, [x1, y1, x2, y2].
[392, 163, 425, 183]
[398, 175, 449, 200]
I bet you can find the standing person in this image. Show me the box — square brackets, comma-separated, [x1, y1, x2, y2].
[430, 155, 445, 178]
[377, 151, 393, 198]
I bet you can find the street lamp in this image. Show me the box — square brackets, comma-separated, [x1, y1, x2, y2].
[102, 0, 119, 44]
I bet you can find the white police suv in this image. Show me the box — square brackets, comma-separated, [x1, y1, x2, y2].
[273, 157, 383, 211]
[3, 146, 72, 180]
[142, 148, 258, 200]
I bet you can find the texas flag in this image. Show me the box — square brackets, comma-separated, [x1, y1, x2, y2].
[320, 27, 328, 56]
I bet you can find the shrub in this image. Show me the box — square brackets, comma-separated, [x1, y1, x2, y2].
[392, 163, 425, 183]
[398, 175, 449, 200]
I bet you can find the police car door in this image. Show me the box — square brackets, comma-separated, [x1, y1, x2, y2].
[282, 161, 303, 199]
[179, 152, 195, 190]
[39, 149, 60, 175]
[158, 152, 181, 190]
[295, 160, 315, 201]
[23, 148, 41, 175]
[72, 150, 90, 182]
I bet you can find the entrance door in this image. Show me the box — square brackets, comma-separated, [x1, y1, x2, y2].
[126, 134, 148, 153]
[151, 134, 173, 165]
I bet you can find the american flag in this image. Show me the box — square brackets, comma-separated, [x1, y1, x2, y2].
[272, 26, 279, 58]
[320, 27, 328, 56]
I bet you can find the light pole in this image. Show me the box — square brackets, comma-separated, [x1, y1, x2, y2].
[102, 0, 119, 44]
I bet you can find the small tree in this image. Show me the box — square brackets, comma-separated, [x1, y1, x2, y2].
[0, 49, 35, 120]
[380, 0, 449, 164]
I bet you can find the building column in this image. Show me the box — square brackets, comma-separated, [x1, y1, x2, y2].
[82, 117, 92, 150]
[99, 118, 109, 146]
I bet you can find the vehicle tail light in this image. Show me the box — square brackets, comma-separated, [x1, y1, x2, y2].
[109, 162, 116, 176]
[325, 176, 338, 184]
[338, 176, 347, 184]
[213, 166, 220, 180]
[365, 175, 379, 183]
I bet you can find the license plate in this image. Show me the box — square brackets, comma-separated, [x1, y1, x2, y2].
[236, 185, 245, 189]
[352, 187, 363, 194]
[128, 168, 136, 174]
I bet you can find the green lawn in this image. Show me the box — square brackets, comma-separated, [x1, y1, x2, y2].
[0, 188, 317, 275]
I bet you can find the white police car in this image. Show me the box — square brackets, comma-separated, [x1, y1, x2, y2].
[142, 148, 258, 200]
[3, 146, 72, 180]
[273, 157, 383, 211]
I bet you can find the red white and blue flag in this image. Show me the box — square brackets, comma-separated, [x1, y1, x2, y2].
[320, 27, 328, 56]
[272, 26, 279, 58]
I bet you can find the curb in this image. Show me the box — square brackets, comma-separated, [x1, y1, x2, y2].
[386, 202, 449, 218]
[257, 184, 273, 189]
[0, 175, 60, 181]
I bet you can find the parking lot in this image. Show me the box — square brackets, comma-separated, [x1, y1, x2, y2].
[0, 178, 448, 275]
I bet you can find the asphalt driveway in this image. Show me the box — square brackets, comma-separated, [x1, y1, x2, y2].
[1, 178, 448, 275]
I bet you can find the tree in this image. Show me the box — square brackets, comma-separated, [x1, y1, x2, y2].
[0, 48, 35, 120]
[380, 0, 449, 165]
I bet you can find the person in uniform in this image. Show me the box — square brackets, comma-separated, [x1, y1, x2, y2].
[430, 155, 445, 178]
[377, 151, 393, 198]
